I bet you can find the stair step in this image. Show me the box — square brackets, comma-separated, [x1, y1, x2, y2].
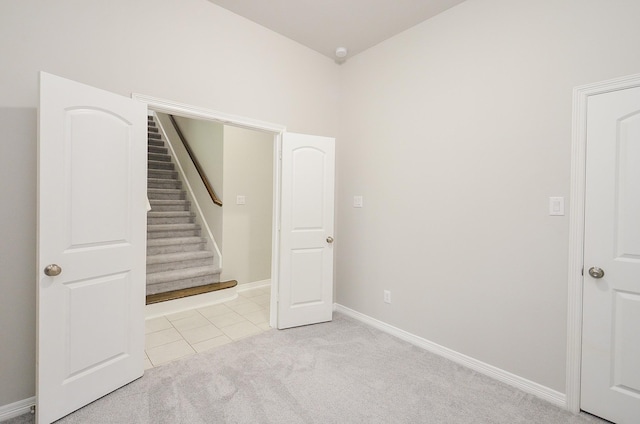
[148, 152, 171, 162]
[147, 178, 181, 189]
[147, 236, 207, 255]
[148, 160, 174, 170]
[149, 199, 190, 212]
[148, 132, 162, 140]
[147, 211, 194, 224]
[148, 145, 168, 155]
[148, 169, 177, 180]
[146, 266, 222, 295]
[147, 251, 214, 273]
[148, 188, 184, 201]
[147, 223, 200, 239]
[148, 139, 164, 147]
[148, 126, 158, 133]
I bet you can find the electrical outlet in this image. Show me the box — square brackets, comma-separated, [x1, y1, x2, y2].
[383, 290, 391, 304]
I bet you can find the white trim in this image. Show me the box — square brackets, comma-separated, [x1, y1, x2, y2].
[132, 94, 286, 134]
[566, 72, 640, 413]
[145, 287, 238, 319]
[0, 397, 35, 421]
[237, 279, 271, 292]
[335, 304, 566, 408]
[132, 94, 285, 330]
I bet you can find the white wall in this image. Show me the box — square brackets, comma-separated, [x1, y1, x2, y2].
[220, 126, 273, 285]
[0, 108, 37, 406]
[336, 0, 640, 393]
[0, 0, 339, 408]
[172, 115, 224, 247]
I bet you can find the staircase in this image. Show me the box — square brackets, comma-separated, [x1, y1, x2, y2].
[146, 115, 221, 297]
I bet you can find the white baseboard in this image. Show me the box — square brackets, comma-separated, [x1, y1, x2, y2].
[334, 304, 566, 408]
[237, 279, 271, 292]
[0, 397, 35, 422]
[145, 287, 238, 319]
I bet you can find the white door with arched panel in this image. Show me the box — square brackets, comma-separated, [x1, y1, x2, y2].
[278, 132, 335, 329]
[37, 72, 147, 423]
[581, 84, 640, 424]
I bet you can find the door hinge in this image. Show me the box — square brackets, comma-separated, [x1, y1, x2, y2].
[279, 150, 282, 160]
[581, 268, 584, 276]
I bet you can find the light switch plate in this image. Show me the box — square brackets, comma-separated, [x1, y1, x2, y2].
[549, 197, 564, 216]
[236, 195, 246, 205]
[353, 195, 363, 208]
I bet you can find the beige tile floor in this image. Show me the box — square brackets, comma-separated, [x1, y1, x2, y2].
[144, 286, 271, 368]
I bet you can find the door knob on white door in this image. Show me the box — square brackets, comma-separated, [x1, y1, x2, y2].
[588, 267, 605, 279]
[326, 236, 334, 244]
[44, 264, 62, 277]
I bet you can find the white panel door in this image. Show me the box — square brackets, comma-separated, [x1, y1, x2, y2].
[581, 85, 640, 423]
[37, 72, 147, 423]
[278, 132, 335, 329]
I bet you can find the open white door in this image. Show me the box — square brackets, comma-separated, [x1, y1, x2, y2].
[37, 72, 147, 423]
[278, 132, 335, 329]
[581, 84, 640, 423]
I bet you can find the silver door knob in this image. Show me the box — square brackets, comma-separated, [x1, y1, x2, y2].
[326, 236, 334, 244]
[44, 264, 62, 277]
[588, 267, 604, 279]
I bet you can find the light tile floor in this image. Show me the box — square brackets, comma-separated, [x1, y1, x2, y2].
[144, 286, 271, 368]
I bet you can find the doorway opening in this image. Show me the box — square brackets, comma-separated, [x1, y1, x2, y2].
[134, 93, 285, 329]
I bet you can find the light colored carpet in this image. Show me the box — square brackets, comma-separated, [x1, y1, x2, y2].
[7, 313, 606, 424]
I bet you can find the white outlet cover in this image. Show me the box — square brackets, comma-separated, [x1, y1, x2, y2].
[353, 195, 363, 208]
[236, 195, 246, 205]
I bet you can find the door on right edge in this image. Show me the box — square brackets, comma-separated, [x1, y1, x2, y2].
[581, 85, 640, 424]
[277, 132, 335, 330]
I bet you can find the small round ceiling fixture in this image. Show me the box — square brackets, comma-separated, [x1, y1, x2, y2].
[335, 47, 348, 58]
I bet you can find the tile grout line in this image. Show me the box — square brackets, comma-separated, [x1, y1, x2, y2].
[144, 288, 271, 367]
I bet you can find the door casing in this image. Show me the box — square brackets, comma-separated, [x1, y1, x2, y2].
[566, 72, 640, 413]
[132, 94, 286, 328]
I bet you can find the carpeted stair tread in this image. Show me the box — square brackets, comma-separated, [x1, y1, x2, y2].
[149, 199, 190, 205]
[147, 188, 184, 200]
[148, 146, 168, 154]
[148, 132, 161, 140]
[146, 236, 207, 248]
[148, 169, 178, 179]
[146, 250, 215, 273]
[147, 178, 181, 189]
[147, 223, 200, 231]
[147, 250, 213, 265]
[148, 160, 174, 170]
[146, 265, 221, 286]
[147, 211, 194, 224]
[148, 152, 171, 162]
[148, 211, 194, 218]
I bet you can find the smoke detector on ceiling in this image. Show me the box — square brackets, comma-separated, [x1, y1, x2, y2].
[335, 47, 348, 58]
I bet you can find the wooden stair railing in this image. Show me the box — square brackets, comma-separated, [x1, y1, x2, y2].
[168, 115, 222, 207]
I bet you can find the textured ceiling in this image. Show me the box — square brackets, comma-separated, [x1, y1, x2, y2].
[207, 0, 467, 61]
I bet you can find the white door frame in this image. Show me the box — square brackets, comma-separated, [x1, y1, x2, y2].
[566, 72, 640, 413]
[131, 94, 286, 328]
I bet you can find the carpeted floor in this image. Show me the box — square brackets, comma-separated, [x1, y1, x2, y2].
[7, 313, 606, 424]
